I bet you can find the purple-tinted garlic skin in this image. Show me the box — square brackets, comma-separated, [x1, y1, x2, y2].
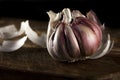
[47, 8, 113, 62]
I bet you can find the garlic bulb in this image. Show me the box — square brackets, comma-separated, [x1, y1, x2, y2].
[46, 8, 114, 62]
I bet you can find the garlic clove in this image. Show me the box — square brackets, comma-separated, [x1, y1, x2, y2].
[0, 36, 27, 52]
[72, 10, 85, 19]
[47, 11, 62, 38]
[47, 32, 59, 60]
[72, 24, 99, 56]
[64, 24, 80, 59]
[86, 34, 113, 59]
[75, 17, 102, 44]
[47, 11, 62, 50]
[87, 10, 100, 25]
[87, 10, 104, 30]
[52, 24, 72, 61]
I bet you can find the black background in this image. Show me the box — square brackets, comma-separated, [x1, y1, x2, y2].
[0, 0, 119, 28]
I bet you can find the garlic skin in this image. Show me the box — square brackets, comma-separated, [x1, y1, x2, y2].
[0, 24, 27, 52]
[47, 8, 114, 62]
[22, 20, 47, 48]
[0, 36, 27, 52]
[0, 20, 46, 52]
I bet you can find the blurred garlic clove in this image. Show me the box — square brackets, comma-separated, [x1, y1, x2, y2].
[87, 10, 105, 30]
[72, 10, 85, 19]
[47, 8, 114, 62]
[0, 36, 27, 52]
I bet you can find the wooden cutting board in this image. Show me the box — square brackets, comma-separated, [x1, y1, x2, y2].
[0, 18, 120, 80]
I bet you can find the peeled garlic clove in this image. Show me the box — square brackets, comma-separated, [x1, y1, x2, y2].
[22, 20, 46, 48]
[0, 36, 27, 52]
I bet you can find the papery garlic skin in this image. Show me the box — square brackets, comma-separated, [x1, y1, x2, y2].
[47, 8, 113, 62]
[0, 36, 27, 52]
[0, 24, 25, 39]
[0, 23, 27, 52]
[0, 20, 47, 52]
[22, 20, 47, 48]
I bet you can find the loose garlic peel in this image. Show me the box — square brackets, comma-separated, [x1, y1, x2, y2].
[22, 21, 46, 48]
[0, 20, 46, 52]
[0, 36, 27, 52]
[0, 25, 23, 39]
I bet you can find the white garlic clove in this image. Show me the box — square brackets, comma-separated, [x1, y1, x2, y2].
[0, 36, 27, 52]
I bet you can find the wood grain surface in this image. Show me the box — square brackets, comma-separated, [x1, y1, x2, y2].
[0, 18, 120, 80]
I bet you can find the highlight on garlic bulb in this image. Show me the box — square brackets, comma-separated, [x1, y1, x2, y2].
[46, 8, 114, 62]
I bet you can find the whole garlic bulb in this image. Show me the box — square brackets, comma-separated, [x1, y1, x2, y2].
[46, 8, 114, 62]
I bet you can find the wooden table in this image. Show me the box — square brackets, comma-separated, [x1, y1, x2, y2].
[0, 18, 120, 80]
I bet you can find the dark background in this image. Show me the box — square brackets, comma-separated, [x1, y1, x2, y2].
[0, 0, 119, 28]
[0, 1, 119, 80]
